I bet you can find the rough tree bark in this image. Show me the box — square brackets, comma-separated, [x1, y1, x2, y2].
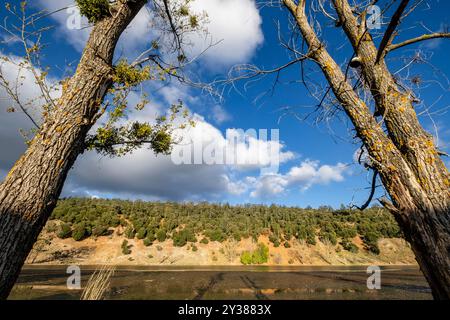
[0, 0, 147, 299]
[283, 0, 450, 299]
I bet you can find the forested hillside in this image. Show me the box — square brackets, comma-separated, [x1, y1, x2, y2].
[49, 198, 401, 256]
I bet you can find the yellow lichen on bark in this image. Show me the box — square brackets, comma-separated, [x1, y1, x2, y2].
[56, 159, 64, 168]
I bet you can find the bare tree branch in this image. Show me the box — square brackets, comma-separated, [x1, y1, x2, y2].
[376, 0, 410, 63]
[353, 169, 379, 211]
[387, 32, 450, 52]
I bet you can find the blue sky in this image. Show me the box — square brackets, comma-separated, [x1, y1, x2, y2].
[0, 0, 449, 208]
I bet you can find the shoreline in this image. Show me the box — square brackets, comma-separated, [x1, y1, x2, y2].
[22, 263, 419, 269]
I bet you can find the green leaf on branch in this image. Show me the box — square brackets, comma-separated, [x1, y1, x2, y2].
[75, 0, 110, 23]
[113, 60, 153, 88]
[85, 101, 194, 157]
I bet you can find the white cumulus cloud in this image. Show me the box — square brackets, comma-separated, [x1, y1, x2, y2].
[187, 0, 264, 67]
[248, 160, 349, 198]
[0, 54, 60, 170]
[35, 0, 263, 68]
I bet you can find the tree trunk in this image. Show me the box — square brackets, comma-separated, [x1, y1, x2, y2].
[0, 1, 146, 299]
[331, 0, 450, 299]
[283, 0, 450, 299]
[393, 204, 450, 299]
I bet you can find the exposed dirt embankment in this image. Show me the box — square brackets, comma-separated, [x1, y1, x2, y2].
[26, 224, 417, 266]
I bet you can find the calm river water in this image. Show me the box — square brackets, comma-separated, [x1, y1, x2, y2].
[9, 265, 432, 300]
